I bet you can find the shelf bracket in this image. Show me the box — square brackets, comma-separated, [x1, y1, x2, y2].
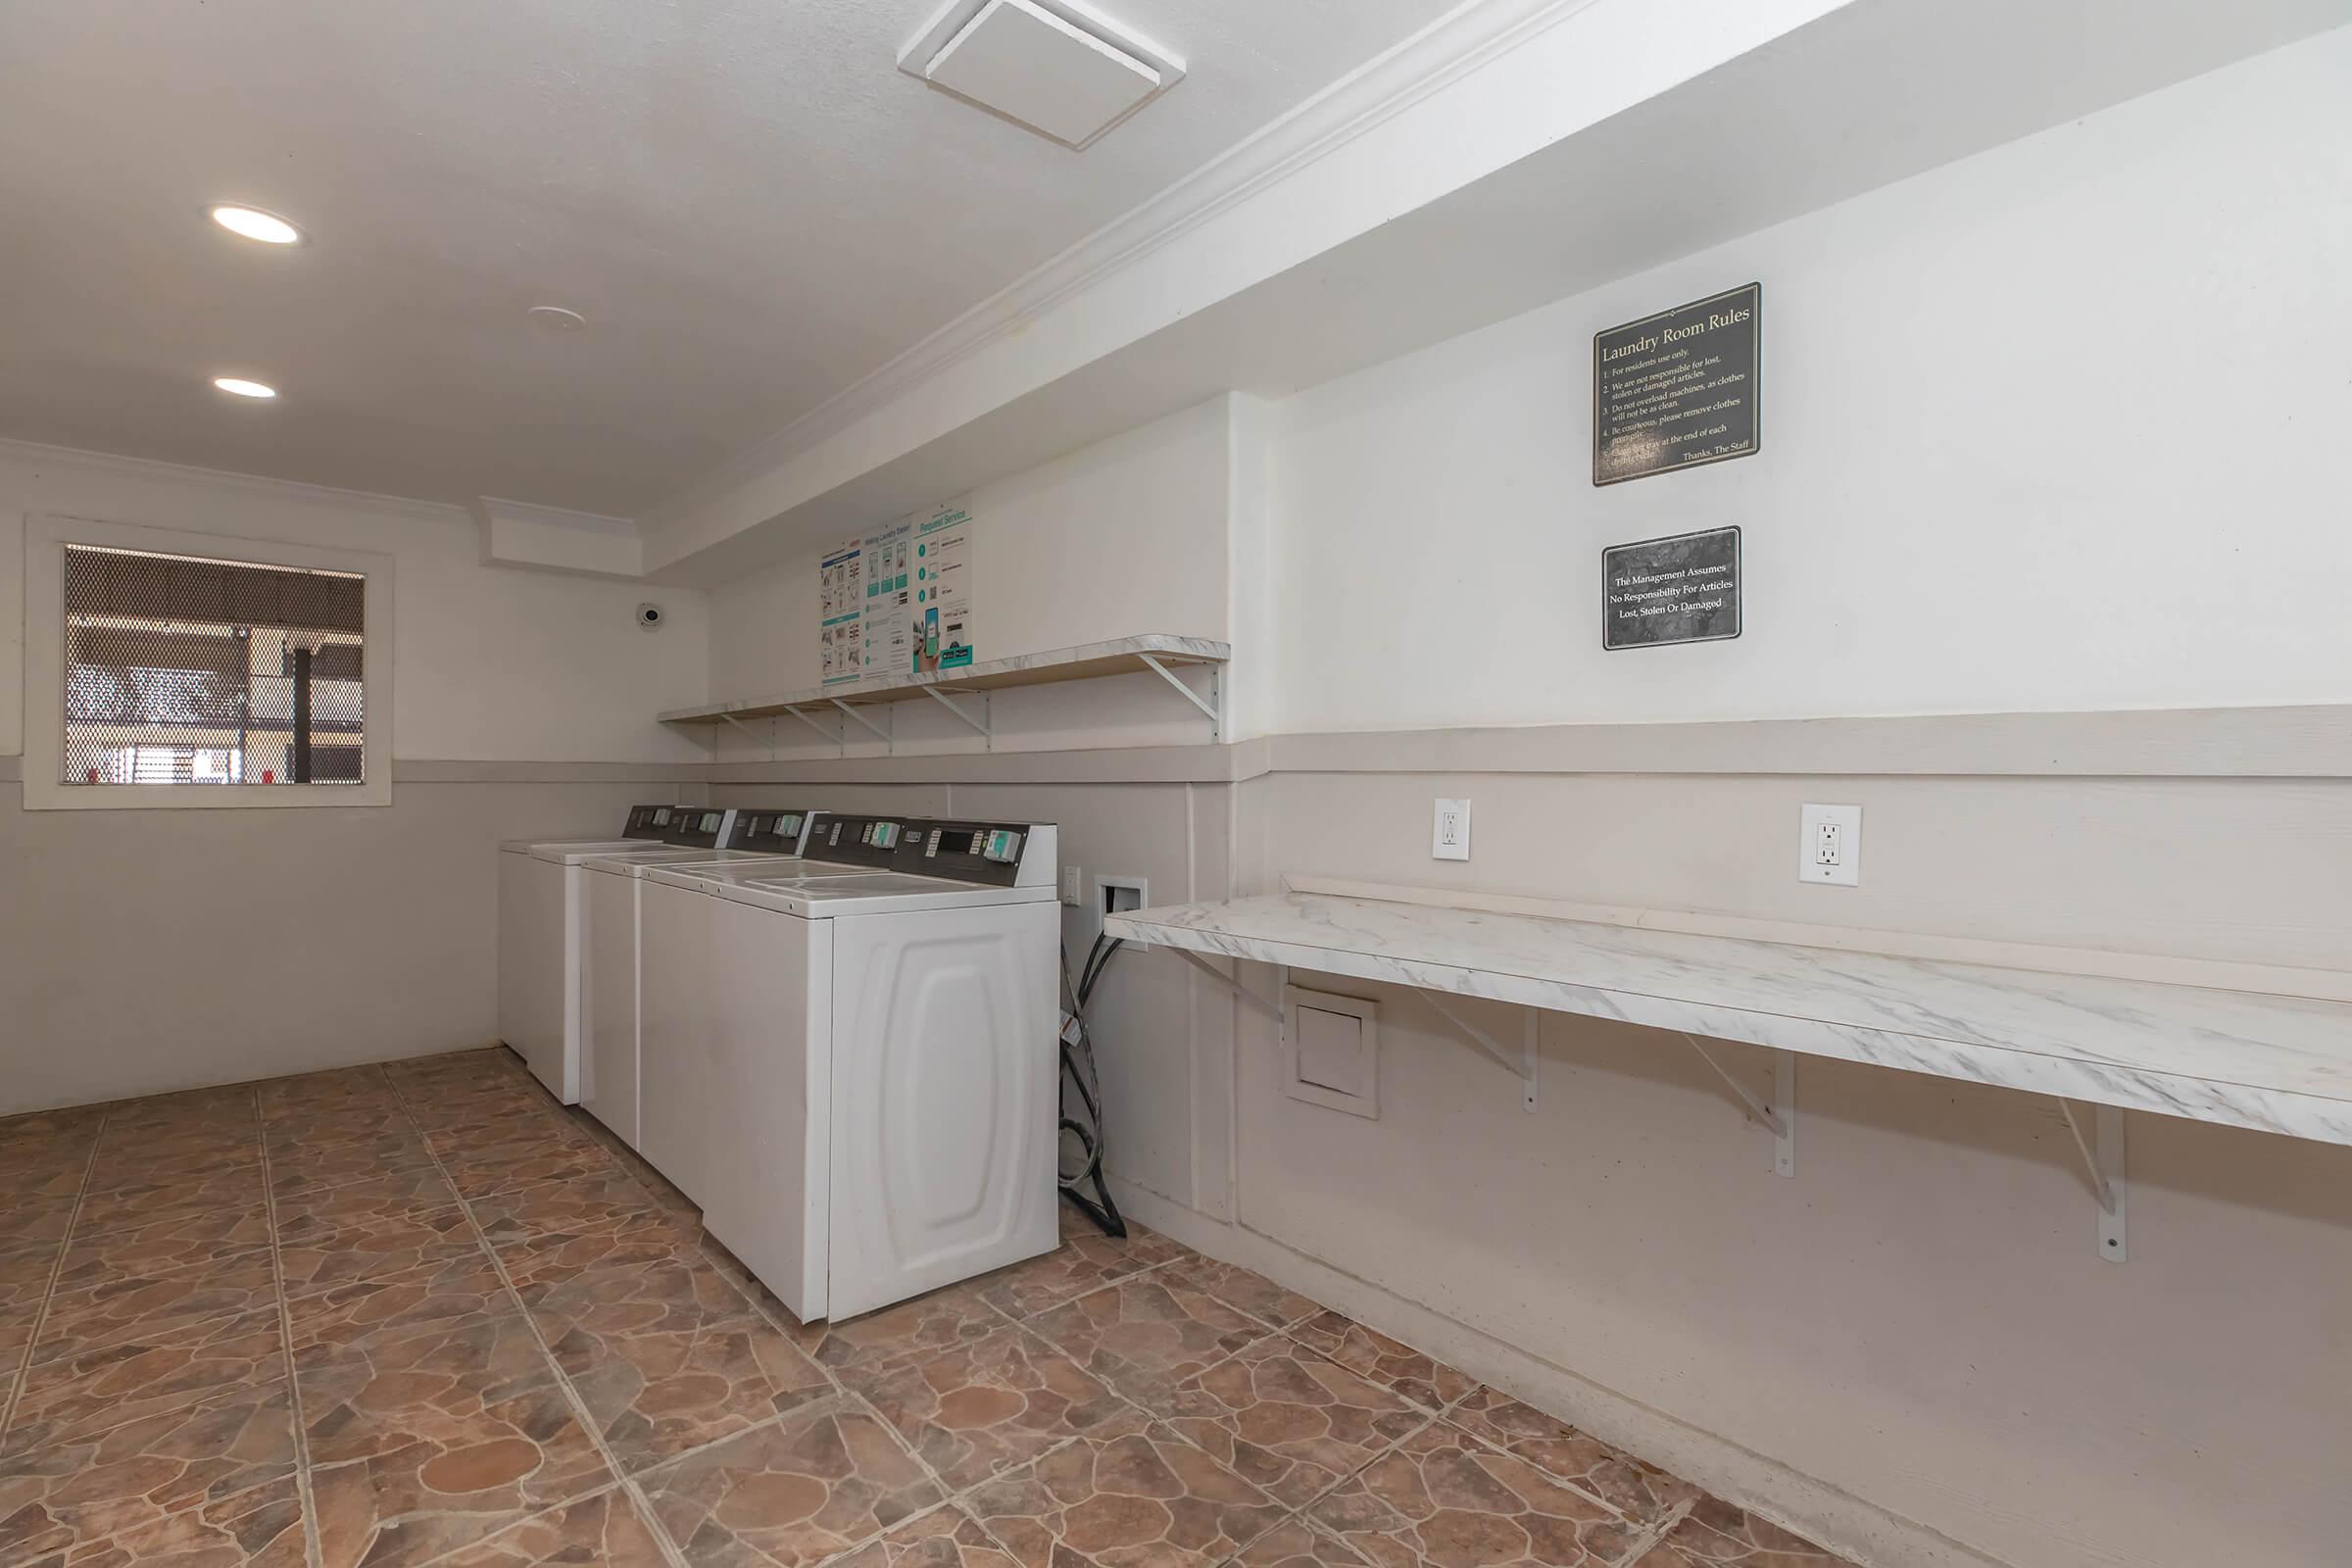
[830, 698, 894, 748]
[1171, 947, 1283, 1023]
[2058, 1100, 2128, 1262]
[715, 711, 774, 760]
[779, 704, 844, 752]
[1138, 654, 1221, 741]
[922, 685, 992, 744]
[1680, 1034, 1795, 1176]
[1419, 992, 1539, 1111]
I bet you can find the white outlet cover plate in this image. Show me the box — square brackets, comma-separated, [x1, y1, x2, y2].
[1432, 799, 1471, 861]
[1799, 803, 1862, 886]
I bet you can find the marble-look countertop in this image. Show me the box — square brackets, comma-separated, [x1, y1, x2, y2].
[661, 633, 1230, 723]
[1105, 891, 2352, 1147]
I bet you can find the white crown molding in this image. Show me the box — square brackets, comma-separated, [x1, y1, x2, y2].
[644, 0, 1602, 532]
[0, 434, 459, 525]
[468, 495, 639, 537]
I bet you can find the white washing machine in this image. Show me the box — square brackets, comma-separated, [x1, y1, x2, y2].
[496, 804, 681, 1100]
[637, 814, 1059, 1321]
[579, 807, 834, 1147]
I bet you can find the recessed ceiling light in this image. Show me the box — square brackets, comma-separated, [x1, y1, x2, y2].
[213, 376, 278, 399]
[527, 305, 588, 331]
[210, 205, 303, 245]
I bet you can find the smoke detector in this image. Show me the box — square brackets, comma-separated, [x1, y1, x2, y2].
[898, 0, 1184, 149]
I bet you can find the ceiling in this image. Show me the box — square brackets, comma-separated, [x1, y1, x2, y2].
[0, 0, 1456, 514]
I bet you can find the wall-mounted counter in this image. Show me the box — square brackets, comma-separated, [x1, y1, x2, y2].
[1106, 879, 2352, 1260]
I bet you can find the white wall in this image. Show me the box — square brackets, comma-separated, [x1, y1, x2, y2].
[708, 397, 1232, 700]
[1, 440, 710, 763]
[1269, 27, 2352, 734]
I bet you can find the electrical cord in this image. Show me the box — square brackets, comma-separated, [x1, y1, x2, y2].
[1058, 932, 1129, 1237]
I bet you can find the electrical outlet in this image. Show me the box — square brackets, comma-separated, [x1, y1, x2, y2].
[1060, 865, 1082, 906]
[1432, 799, 1471, 861]
[1798, 804, 1862, 886]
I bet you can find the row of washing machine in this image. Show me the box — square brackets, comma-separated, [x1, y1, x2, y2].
[496, 804, 1062, 1321]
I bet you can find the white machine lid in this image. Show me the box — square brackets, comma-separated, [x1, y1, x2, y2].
[506, 837, 646, 860]
[578, 847, 750, 874]
[527, 840, 704, 865]
[697, 869, 1058, 918]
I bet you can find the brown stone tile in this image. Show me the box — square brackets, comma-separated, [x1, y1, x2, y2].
[1150, 1255, 1324, 1333]
[88, 1120, 261, 1186]
[33, 1244, 279, 1366]
[74, 1165, 268, 1239]
[473, 1167, 696, 1291]
[808, 1280, 1007, 1372]
[0, 1378, 298, 1556]
[428, 1485, 674, 1567]
[437, 1128, 617, 1200]
[102, 1087, 259, 1132]
[827, 1503, 1024, 1568]
[963, 1410, 1287, 1568]
[636, 1397, 944, 1568]
[1145, 1335, 1427, 1508]
[0, 1197, 79, 1250]
[1446, 1388, 1695, 1524]
[272, 1164, 457, 1231]
[6, 1308, 288, 1454]
[0, 1114, 102, 1186]
[1305, 1422, 1641, 1568]
[1026, 1274, 1269, 1405]
[1287, 1312, 1476, 1414]
[400, 1080, 559, 1133]
[523, 1250, 832, 1474]
[259, 1065, 401, 1115]
[973, 1217, 1187, 1321]
[265, 1122, 437, 1196]
[839, 1321, 1132, 1491]
[1632, 1499, 1855, 1566]
[277, 1200, 480, 1301]
[0, 1471, 308, 1566]
[285, 1252, 513, 1357]
[0, 1240, 61, 1365]
[1233, 1519, 1376, 1568]
[297, 1304, 612, 1568]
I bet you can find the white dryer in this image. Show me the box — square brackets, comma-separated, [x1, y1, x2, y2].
[637, 814, 1059, 1321]
[579, 807, 831, 1147]
[499, 806, 760, 1103]
[496, 803, 680, 1101]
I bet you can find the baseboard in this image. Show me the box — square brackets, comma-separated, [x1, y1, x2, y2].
[1106, 1175, 2010, 1568]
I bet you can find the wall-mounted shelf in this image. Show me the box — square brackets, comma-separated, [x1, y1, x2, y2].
[660, 633, 1229, 753]
[1110, 879, 2352, 1262]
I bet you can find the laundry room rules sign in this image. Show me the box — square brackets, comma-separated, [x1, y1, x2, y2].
[1592, 283, 1760, 484]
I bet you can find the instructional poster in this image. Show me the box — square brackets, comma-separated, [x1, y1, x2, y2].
[1593, 282, 1760, 485]
[861, 520, 913, 676]
[817, 535, 864, 684]
[914, 506, 976, 672]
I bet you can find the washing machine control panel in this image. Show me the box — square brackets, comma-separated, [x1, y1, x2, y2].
[622, 804, 680, 840]
[719, 808, 816, 852]
[805, 814, 911, 868]
[660, 808, 732, 849]
[907, 820, 1039, 885]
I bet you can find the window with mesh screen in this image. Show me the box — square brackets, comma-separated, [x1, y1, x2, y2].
[62, 544, 368, 788]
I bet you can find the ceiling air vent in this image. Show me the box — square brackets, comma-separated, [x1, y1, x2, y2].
[898, 0, 1185, 150]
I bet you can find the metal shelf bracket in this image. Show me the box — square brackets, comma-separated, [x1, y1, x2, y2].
[2058, 1100, 2128, 1262]
[1419, 992, 1539, 1112]
[1170, 947, 1284, 1023]
[1138, 654, 1223, 742]
[1681, 1034, 1796, 1176]
[923, 685, 992, 745]
[778, 704, 844, 752]
[716, 710, 775, 761]
[830, 698, 894, 748]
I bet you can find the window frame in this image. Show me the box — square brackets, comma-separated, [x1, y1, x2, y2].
[24, 514, 394, 810]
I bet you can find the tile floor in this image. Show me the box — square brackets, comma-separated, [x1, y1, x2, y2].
[0, 1048, 1857, 1568]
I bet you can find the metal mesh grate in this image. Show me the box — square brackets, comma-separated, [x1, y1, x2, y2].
[63, 544, 367, 787]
